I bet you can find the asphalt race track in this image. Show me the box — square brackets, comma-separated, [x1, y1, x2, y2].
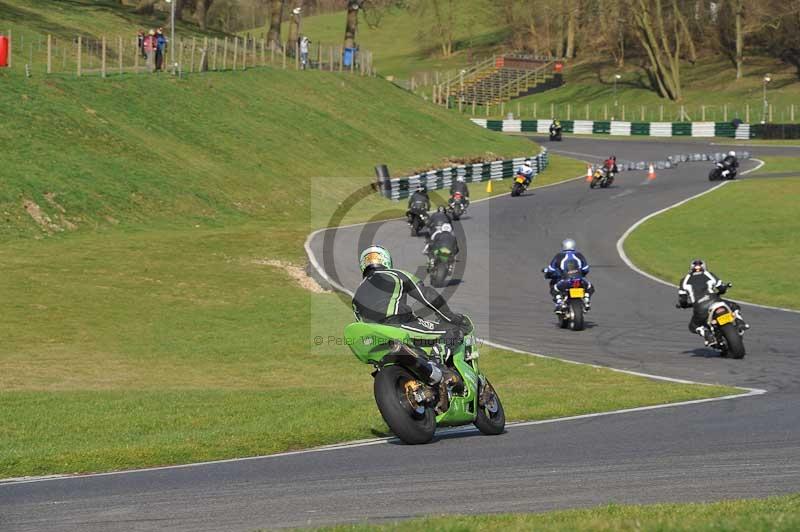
[2, 137, 799, 531]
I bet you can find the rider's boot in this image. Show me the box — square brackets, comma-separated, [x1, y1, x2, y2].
[554, 294, 564, 314]
[696, 326, 714, 346]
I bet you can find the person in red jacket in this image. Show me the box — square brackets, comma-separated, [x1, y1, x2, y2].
[143, 30, 157, 72]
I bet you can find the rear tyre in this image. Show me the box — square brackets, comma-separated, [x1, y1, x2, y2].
[431, 262, 448, 287]
[569, 299, 584, 331]
[374, 365, 436, 444]
[589, 179, 598, 189]
[721, 324, 746, 359]
[511, 183, 523, 197]
[411, 218, 422, 237]
[474, 379, 505, 435]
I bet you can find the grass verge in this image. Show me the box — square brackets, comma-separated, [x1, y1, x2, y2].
[304, 494, 800, 531]
[624, 176, 800, 309]
[752, 156, 800, 174]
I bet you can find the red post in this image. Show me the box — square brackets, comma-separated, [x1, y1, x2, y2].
[0, 36, 9, 67]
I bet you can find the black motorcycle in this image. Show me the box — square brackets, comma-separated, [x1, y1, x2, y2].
[407, 206, 429, 237]
[447, 192, 468, 220]
[549, 127, 562, 141]
[589, 167, 614, 189]
[678, 285, 748, 359]
[709, 162, 737, 181]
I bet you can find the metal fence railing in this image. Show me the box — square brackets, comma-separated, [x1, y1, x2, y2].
[0, 29, 375, 78]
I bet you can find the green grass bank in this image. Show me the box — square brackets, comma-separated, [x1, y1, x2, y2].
[625, 173, 800, 309]
[304, 494, 800, 532]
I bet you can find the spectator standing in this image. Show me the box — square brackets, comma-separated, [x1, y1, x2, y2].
[300, 36, 310, 70]
[143, 30, 157, 73]
[155, 28, 167, 72]
[137, 30, 146, 59]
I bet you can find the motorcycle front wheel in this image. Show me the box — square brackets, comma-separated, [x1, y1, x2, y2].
[374, 365, 436, 444]
[474, 379, 505, 435]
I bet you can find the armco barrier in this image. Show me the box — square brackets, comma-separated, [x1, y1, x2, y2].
[470, 118, 755, 139]
[378, 149, 549, 201]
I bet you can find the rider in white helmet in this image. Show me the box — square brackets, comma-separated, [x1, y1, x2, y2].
[352, 245, 466, 383]
[517, 159, 535, 186]
[721, 150, 739, 178]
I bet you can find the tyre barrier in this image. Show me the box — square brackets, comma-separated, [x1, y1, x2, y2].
[376, 148, 549, 201]
[471, 118, 766, 139]
[607, 151, 750, 174]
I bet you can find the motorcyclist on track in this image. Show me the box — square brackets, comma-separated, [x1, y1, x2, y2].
[423, 222, 459, 258]
[450, 175, 470, 205]
[352, 245, 468, 384]
[427, 205, 452, 233]
[407, 187, 430, 215]
[720, 150, 739, 179]
[543, 238, 594, 310]
[549, 119, 562, 140]
[603, 155, 619, 178]
[677, 259, 749, 346]
[516, 159, 535, 187]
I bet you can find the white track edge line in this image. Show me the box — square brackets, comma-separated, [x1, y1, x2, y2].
[616, 158, 799, 314]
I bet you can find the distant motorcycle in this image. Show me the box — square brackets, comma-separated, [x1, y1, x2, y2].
[549, 126, 562, 141]
[678, 284, 748, 359]
[589, 167, 614, 189]
[511, 173, 529, 197]
[448, 192, 468, 220]
[709, 161, 737, 181]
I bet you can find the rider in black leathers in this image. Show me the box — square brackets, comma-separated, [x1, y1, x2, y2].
[407, 187, 430, 214]
[353, 245, 468, 384]
[677, 259, 749, 345]
[426, 206, 452, 233]
[720, 151, 739, 179]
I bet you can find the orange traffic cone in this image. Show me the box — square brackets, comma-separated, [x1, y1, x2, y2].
[647, 163, 657, 180]
[586, 165, 593, 182]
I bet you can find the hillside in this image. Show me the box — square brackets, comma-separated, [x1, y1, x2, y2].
[288, 6, 800, 121]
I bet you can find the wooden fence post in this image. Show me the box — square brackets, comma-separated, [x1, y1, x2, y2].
[660, 104, 664, 121]
[117, 35, 123, 75]
[724, 103, 728, 122]
[270, 41, 275, 64]
[101, 35, 107, 77]
[232, 37, 238, 70]
[222, 37, 228, 70]
[585, 103, 589, 120]
[261, 37, 266, 66]
[604, 103, 608, 120]
[190, 37, 196, 73]
[295, 40, 299, 70]
[46, 34, 52, 74]
[77, 36, 82, 77]
[212, 38, 218, 70]
[6, 29, 11, 68]
[282, 42, 287, 69]
[338, 47, 343, 72]
[134, 36, 139, 72]
[641, 105, 645, 121]
[745, 103, 750, 123]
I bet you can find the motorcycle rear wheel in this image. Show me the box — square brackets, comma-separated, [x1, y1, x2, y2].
[374, 365, 436, 444]
[511, 183, 523, 197]
[430, 262, 448, 287]
[474, 379, 505, 435]
[569, 299, 585, 331]
[720, 324, 746, 359]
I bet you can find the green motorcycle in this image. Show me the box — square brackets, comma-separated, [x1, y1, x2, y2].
[343, 316, 505, 444]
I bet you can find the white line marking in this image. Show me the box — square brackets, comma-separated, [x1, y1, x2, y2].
[617, 158, 800, 314]
[548, 148, 607, 160]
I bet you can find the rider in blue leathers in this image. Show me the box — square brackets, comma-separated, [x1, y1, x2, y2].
[543, 238, 595, 310]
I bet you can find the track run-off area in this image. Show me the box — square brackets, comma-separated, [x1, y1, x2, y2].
[2, 136, 799, 531]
